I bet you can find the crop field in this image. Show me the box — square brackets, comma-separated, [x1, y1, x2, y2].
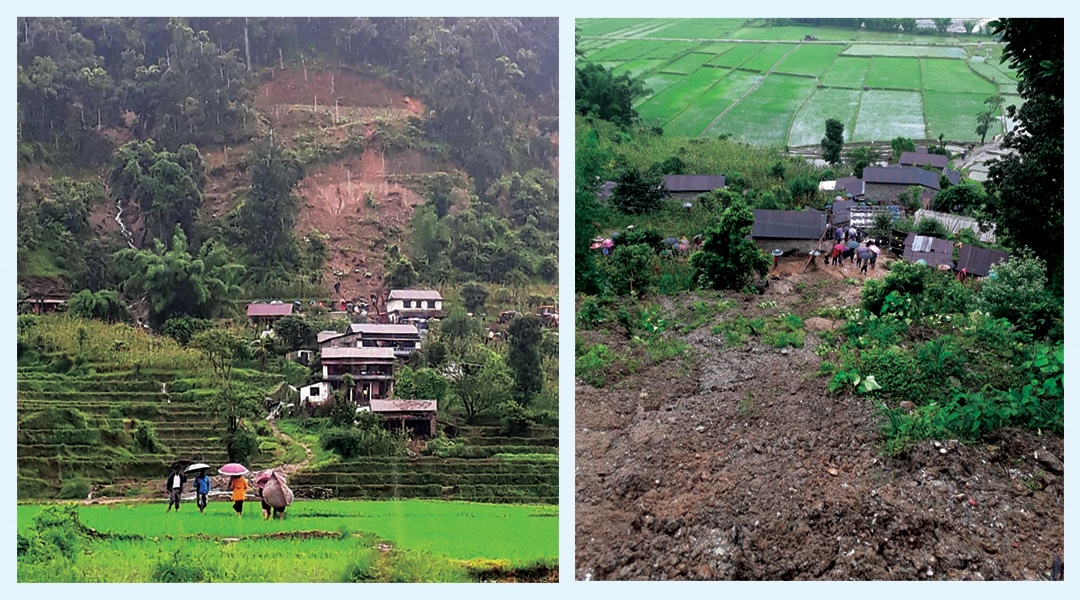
[866, 56, 922, 90]
[17, 500, 558, 582]
[578, 19, 1017, 145]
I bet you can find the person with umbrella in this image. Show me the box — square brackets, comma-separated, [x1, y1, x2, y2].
[165, 464, 186, 512]
[187, 464, 212, 514]
[868, 243, 881, 270]
[832, 242, 845, 267]
[221, 463, 249, 518]
[858, 248, 873, 275]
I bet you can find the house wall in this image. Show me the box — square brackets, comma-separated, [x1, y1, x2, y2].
[753, 238, 827, 255]
[302, 382, 333, 405]
[386, 299, 443, 312]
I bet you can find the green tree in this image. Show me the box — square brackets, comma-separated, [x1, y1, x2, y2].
[507, 315, 543, 406]
[915, 217, 950, 238]
[870, 211, 895, 240]
[890, 136, 916, 162]
[933, 182, 986, 216]
[461, 282, 489, 314]
[933, 18, 953, 34]
[453, 345, 513, 422]
[394, 366, 449, 402]
[975, 251, 1062, 340]
[606, 243, 658, 298]
[821, 118, 844, 165]
[236, 141, 305, 271]
[113, 225, 244, 329]
[899, 18, 918, 33]
[984, 19, 1063, 291]
[66, 289, 129, 323]
[190, 328, 249, 383]
[575, 62, 650, 128]
[272, 315, 315, 351]
[963, 20, 978, 34]
[690, 198, 770, 291]
[106, 139, 206, 244]
[847, 145, 880, 178]
[610, 167, 668, 215]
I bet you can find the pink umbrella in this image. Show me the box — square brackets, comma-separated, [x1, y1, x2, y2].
[868, 244, 882, 255]
[219, 463, 249, 477]
[602, 238, 614, 249]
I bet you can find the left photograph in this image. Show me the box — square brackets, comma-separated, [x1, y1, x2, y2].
[16, 17, 559, 583]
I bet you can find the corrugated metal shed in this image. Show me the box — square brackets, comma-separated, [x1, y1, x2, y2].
[914, 209, 997, 244]
[663, 174, 726, 193]
[752, 209, 827, 240]
[899, 151, 949, 170]
[247, 303, 293, 317]
[943, 169, 961, 186]
[863, 166, 940, 190]
[370, 399, 437, 413]
[957, 245, 1009, 277]
[902, 233, 954, 267]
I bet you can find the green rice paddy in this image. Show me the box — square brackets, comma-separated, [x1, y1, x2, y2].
[578, 18, 1018, 144]
[17, 499, 558, 582]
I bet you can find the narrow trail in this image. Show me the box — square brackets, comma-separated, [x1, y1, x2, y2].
[268, 418, 314, 476]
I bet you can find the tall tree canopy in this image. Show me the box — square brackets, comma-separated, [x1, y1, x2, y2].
[107, 139, 206, 244]
[983, 18, 1063, 291]
[113, 225, 244, 329]
[821, 118, 844, 165]
[236, 141, 305, 272]
[575, 62, 649, 128]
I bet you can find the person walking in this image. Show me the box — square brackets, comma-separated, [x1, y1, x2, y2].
[230, 474, 248, 518]
[165, 465, 186, 512]
[192, 470, 211, 514]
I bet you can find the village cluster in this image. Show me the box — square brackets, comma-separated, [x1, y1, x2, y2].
[591, 147, 1009, 280]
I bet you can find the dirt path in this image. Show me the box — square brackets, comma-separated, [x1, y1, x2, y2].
[575, 260, 1064, 581]
[268, 418, 313, 476]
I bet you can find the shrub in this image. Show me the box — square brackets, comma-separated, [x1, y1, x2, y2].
[975, 251, 1062, 340]
[152, 549, 220, 583]
[59, 479, 90, 500]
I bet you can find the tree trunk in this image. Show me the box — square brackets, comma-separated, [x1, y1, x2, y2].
[243, 17, 252, 71]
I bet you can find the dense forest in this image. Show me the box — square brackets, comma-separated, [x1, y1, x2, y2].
[17, 17, 559, 300]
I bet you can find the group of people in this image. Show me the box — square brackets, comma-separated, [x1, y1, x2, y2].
[821, 225, 880, 275]
[165, 465, 290, 520]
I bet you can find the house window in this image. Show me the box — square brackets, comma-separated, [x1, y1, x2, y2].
[308, 386, 319, 397]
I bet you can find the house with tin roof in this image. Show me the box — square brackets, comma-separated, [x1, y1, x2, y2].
[663, 174, 727, 199]
[751, 209, 828, 253]
[386, 289, 444, 323]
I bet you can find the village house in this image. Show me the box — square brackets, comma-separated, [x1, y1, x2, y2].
[318, 322, 423, 358]
[247, 301, 293, 329]
[663, 174, 727, 200]
[956, 244, 1009, 277]
[861, 166, 940, 207]
[751, 209, 828, 254]
[914, 209, 997, 244]
[309, 346, 397, 404]
[902, 233, 954, 268]
[369, 399, 438, 437]
[386, 289, 444, 323]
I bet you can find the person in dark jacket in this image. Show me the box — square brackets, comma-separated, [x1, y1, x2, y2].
[192, 470, 211, 513]
[165, 465, 187, 512]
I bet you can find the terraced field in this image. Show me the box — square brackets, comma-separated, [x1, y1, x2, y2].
[578, 18, 1018, 145]
[290, 426, 559, 504]
[16, 370, 285, 499]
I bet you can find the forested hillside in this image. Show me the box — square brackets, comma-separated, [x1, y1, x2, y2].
[17, 17, 558, 305]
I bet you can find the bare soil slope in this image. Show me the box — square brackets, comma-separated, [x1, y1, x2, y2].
[575, 256, 1064, 581]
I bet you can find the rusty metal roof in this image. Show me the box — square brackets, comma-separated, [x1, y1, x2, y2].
[320, 347, 396, 360]
[902, 232, 954, 267]
[663, 174, 726, 192]
[752, 209, 827, 239]
[863, 166, 940, 190]
[957, 244, 1009, 277]
[247, 303, 293, 317]
[370, 399, 437, 413]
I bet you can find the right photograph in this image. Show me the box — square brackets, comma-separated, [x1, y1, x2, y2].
[575, 18, 1063, 581]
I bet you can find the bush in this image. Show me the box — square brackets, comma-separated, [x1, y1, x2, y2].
[224, 426, 259, 463]
[152, 549, 220, 583]
[321, 424, 405, 459]
[975, 251, 1062, 340]
[59, 478, 90, 500]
